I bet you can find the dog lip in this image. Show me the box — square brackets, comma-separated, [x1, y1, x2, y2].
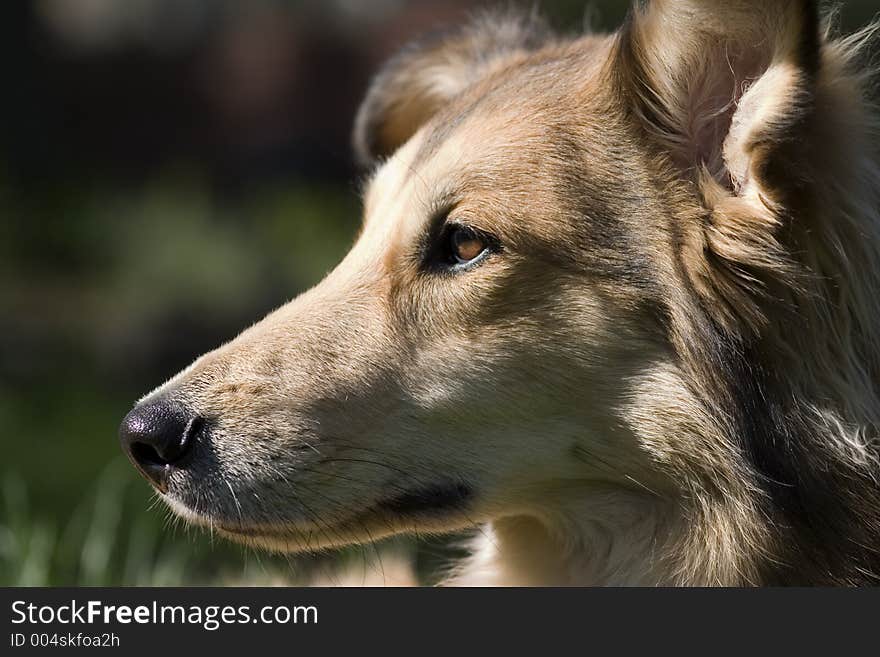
[212, 482, 474, 536]
[375, 481, 473, 515]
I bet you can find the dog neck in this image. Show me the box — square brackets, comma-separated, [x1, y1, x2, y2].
[450, 490, 673, 586]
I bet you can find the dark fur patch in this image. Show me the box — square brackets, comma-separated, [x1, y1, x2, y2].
[377, 482, 473, 515]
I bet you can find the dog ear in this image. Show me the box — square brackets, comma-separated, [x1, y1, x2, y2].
[353, 10, 552, 166]
[614, 0, 822, 331]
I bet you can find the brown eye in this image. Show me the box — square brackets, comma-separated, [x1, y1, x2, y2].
[450, 225, 488, 265]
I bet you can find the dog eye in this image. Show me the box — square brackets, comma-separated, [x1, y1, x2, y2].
[449, 225, 488, 266]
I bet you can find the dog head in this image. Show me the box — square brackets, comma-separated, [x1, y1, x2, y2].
[119, 1, 863, 563]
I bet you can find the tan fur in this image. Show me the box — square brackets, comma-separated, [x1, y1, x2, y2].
[130, 2, 880, 585]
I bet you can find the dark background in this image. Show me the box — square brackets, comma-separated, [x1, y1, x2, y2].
[1, 0, 877, 585]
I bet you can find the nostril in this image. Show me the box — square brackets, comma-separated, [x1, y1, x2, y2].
[130, 441, 167, 467]
[119, 399, 202, 489]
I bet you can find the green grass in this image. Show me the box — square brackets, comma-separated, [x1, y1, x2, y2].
[2, 466, 189, 586]
[0, 463, 327, 586]
[0, 463, 431, 586]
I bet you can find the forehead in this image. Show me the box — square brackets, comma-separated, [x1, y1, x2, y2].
[362, 36, 620, 238]
[416, 35, 613, 162]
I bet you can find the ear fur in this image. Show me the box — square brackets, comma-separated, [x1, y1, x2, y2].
[353, 9, 552, 166]
[614, 0, 822, 332]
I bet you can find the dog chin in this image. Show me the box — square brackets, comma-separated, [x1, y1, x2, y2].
[160, 481, 478, 553]
[216, 522, 395, 554]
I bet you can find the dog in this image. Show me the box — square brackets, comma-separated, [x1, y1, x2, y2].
[119, 0, 880, 585]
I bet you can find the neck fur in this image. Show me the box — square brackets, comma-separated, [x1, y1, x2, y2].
[450, 492, 675, 586]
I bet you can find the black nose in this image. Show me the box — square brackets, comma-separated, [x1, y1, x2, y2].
[119, 399, 201, 491]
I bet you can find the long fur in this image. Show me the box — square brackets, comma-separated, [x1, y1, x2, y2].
[618, 4, 880, 584]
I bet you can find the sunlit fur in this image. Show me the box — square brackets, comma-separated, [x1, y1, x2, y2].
[136, 1, 880, 585]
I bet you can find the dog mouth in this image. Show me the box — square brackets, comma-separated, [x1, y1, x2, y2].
[205, 481, 474, 543]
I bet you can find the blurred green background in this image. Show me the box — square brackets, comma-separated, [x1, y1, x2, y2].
[1, 0, 876, 586]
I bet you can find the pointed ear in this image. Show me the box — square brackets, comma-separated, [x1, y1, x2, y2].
[614, 0, 822, 331]
[616, 0, 820, 182]
[353, 11, 551, 166]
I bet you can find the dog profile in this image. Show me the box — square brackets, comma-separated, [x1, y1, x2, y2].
[119, 0, 880, 585]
